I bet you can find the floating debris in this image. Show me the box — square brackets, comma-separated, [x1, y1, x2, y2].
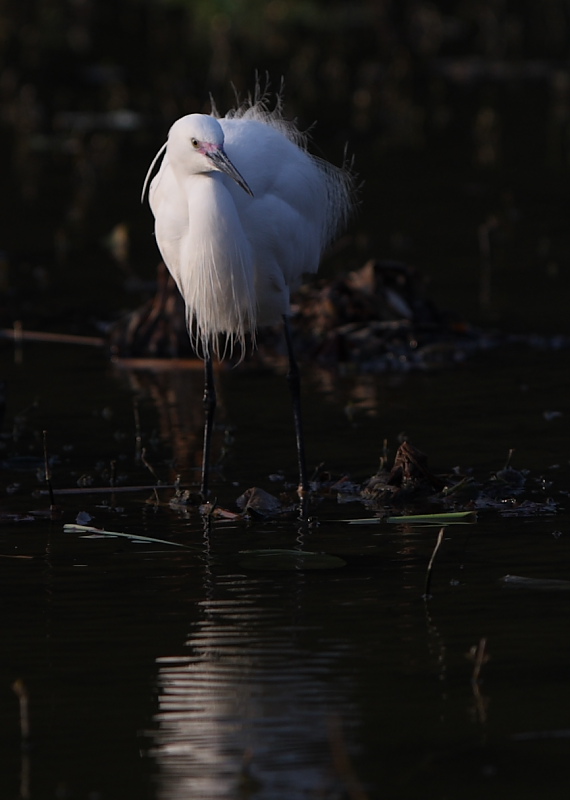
[236, 487, 289, 518]
[361, 440, 445, 506]
[63, 523, 188, 548]
[497, 499, 558, 516]
[0, 512, 36, 524]
[511, 729, 570, 741]
[345, 511, 477, 526]
[355, 441, 564, 519]
[499, 575, 570, 592]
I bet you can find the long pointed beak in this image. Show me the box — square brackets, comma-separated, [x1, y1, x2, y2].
[207, 147, 254, 197]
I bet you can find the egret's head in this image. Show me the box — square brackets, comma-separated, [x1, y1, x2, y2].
[168, 114, 253, 197]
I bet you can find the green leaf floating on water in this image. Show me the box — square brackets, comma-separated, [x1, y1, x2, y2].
[238, 549, 346, 571]
[387, 511, 477, 524]
[344, 511, 477, 525]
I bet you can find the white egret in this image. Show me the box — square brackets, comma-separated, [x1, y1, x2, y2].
[143, 86, 355, 511]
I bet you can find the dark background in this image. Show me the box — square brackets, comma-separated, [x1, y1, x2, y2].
[1, 0, 570, 335]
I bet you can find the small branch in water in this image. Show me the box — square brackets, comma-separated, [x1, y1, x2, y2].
[469, 637, 489, 686]
[42, 430, 55, 510]
[133, 398, 142, 462]
[310, 461, 325, 483]
[424, 527, 445, 598]
[0, 327, 105, 347]
[141, 447, 159, 483]
[467, 637, 490, 725]
[141, 447, 161, 504]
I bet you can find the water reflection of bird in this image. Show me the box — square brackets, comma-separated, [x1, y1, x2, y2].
[143, 86, 355, 509]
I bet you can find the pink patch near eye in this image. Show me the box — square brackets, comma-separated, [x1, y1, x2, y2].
[199, 141, 220, 155]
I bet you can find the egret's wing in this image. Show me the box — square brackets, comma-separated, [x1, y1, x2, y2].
[220, 117, 353, 257]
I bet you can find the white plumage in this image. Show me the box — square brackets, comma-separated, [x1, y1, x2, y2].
[144, 90, 355, 356]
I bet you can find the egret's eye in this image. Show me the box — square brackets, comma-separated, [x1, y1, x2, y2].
[190, 137, 199, 148]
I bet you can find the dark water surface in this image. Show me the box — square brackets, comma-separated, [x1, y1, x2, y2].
[1, 341, 569, 799]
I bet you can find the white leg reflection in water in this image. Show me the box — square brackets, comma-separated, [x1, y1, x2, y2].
[147, 572, 360, 799]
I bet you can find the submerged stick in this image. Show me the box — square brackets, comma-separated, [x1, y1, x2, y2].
[12, 678, 31, 799]
[424, 527, 445, 598]
[470, 637, 489, 686]
[12, 679, 31, 742]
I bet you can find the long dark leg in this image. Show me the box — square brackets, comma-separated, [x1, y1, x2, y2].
[283, 315, 310, 516]
[200, 355, 216, 501]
